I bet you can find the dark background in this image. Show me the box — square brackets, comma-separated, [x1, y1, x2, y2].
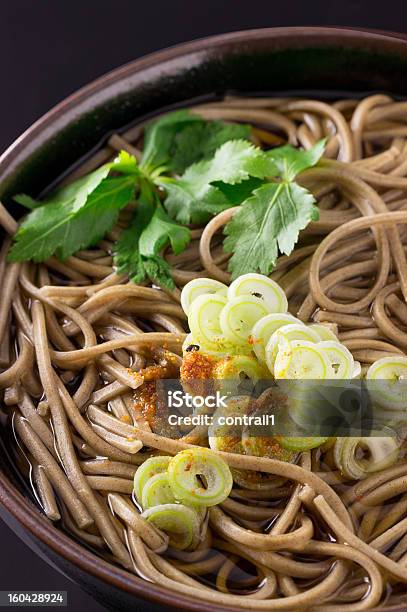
[1, 0, 407, 609]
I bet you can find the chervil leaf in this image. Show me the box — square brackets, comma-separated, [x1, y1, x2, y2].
[113, 186, 154, 284]
[213, 177, 264, 205]
[139, 205, 190, 257]
[112, 150, 140, 175]
[140, 110, 202, 175]
[8, 151, 140, 263]
[159, 140, 276, 224]
[266, 139, 326, 181]
[159, 177, 230, 225]
[14, 150, 139, 213]
[114, 182, 190, 290]
[140, 109, 251, 177]
[188, 140, 277, 185]
[14, 165, 112, 215]
[9, 175, 137, 262]
[14, 194, 39, 210]
[143, 255, 176, 290]
[114, 225, 145, 284]
[170, 121, 251, 174]
[224, 182, 319, 279]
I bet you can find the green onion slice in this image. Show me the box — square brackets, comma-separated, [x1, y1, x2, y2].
[251, 313, 304, 363]
[367, 356, 407, 408]
[208, 397, 249, 454]
[181, 278, 227, 315]
[278, 436, 328, 451]
[308, 323, 338, 342]
[265, 325, 319, 374]
[317, 341, 354, 379]
[220, 295, 270, 345]
[133, 456, 170, 502]
[333, 434, 399, 480]
[141, 472, 176, 509]
[212, 355, 269, 383]
[182, 333, 249, 357]
[142, 504, 201, 550]
[168, 448, 233, 507]
[228, 273, 288, 313]
[274, 340, 330, 380]
[188, 293, 227, 348]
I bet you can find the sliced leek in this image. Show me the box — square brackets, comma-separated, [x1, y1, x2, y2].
[212, 355, 269, 383]
[367, 356, 407, 408]
[182, 332, 240, 357]
[287, 393, 326, 431]
[251, 313, 304, 362]
[353, 361, 362, 379]
[228, 273, 288, 313]
[309, 323, 338, 342]
[168, 448, 233, 507]
[274, 340, 331, 380]
[317, 341, 354, 379]
[333, 434, 399, 480]
[275, 323, 320, 344]
[188, 292, 227, 348]
[278, 436, 328, 451]
[367, 356, 407, 380]
[134, 456, 170, 502]
[208, 397, 249, 454]
[142, 504, 201, 550]
[220, 295, 270, 345]
[265, 324, 319, 374]
[141, 472, 176, 509]
[181, 278, 227, 315]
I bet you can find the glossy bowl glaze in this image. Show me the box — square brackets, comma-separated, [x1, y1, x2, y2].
[1, 27, 407, 611]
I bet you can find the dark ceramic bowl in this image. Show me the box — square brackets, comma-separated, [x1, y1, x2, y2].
[1, 27, 407, 612]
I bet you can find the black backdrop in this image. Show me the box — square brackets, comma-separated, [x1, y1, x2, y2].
[1, 0, 407, 609]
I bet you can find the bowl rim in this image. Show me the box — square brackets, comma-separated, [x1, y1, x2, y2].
[2, 25, 407, 180]
[1, 25, 407, 611]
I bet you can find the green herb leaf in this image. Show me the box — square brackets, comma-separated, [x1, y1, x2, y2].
[224, 182, 319, 279]
[160, 140, 276, 224]
[14, 165, 112, 215]
[113, 225, 145, 285]
[14, 194, 40, 210]
[142, 255, 176, 290]
[213, 177, 264, 205]
[170, 121, 251, 174]
[266, 139, 326, 181]
[14, 151, 139, 212]
[111, 150, 140, 175]
[139, 205, 190, 257]
[140, 110, 202, 175]
[114, 182, 190, 290]
[190, 140, 278, 185]
[9, 176, 137, 262]
[113, 185, 154, 284]
[8, 151, 139, 263]
[140, 109, 251, 177]
[158, 177, 230, 225]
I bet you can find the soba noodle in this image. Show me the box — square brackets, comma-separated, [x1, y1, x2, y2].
[3, 93, 407, 609]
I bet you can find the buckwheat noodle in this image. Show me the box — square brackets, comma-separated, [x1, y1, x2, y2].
[3, 93, 407, 608]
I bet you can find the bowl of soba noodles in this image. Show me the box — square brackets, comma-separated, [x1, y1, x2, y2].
[2, 26, 407, 612]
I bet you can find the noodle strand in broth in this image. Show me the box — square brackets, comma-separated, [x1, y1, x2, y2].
[3, 93, 407, 609]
